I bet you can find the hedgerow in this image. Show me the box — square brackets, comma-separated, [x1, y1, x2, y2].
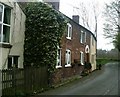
[24, 2, 67, 73]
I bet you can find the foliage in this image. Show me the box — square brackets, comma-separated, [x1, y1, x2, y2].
[113, 32, 120, 52]
[96, 58, 120, 68]
[24, 2, 67, 73]
[97, 49, 119, 59]
[103, 0, 120, 51]
[97, 49, 120, 65]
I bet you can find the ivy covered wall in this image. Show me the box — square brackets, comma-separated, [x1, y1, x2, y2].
[24, 2, 67, 73]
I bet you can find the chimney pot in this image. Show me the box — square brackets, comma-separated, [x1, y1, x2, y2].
[72, 15, 79, 24]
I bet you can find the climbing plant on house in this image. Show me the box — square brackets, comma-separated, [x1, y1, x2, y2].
[24, 2, 67, 72]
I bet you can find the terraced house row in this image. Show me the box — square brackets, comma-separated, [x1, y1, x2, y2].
[0, 0, 96, 86]
[44, 0, 97, 84]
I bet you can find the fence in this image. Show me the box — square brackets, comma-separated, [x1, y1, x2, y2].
[2, 65, 48, 96]
[24, 66, 48, 94]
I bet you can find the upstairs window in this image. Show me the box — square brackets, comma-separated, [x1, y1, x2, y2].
[80, 31, 86, 44]
[65, 49, 71, 67]
[0, 3, 11, 43]
[66, 23, 72, 40]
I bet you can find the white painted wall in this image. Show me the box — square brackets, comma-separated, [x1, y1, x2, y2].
[90, 35, 97, 71]
[0, 1, 26, 70]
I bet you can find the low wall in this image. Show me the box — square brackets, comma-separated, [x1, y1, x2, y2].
[51, 65, 84, 85]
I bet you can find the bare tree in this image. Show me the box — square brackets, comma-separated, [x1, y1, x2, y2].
[92, 1, 100, 38]
[73, 1, 100, 38]
[78, 2, 90, 30]
[104, 0, 120, 51]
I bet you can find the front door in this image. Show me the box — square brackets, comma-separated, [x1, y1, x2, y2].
[85, 45, 90, 63]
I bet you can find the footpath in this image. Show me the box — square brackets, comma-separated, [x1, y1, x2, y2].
[30, 66, 104, 97]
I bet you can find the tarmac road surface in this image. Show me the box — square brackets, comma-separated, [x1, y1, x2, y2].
[39, 62, 119, 95]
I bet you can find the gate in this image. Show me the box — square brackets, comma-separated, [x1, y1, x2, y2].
[2, 68, 24, 96]
[2, 65, 48, 96]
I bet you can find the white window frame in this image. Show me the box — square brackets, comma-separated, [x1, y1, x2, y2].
[56, 46, 62, 69]
[66, 23, 72, 40]
[65, 49, 71, 67]
[0, 3, 11, 44]
[80, 30, 86, 44]
[80, 51, 84, 65]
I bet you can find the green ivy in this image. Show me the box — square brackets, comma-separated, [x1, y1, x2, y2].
[24, 2, 67, 73]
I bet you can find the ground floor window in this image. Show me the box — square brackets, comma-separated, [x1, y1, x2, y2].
[56, 46, 62, 68]
[65, 49, 71, 67]
[80, 51, 84, 65]
[8, 56, 19, 69]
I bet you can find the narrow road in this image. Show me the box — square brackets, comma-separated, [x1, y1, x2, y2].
[39, 62, 119, 95]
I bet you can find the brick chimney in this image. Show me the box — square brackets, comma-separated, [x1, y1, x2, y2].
[72, 15, 79, 24]
[44, 0, 60, 10]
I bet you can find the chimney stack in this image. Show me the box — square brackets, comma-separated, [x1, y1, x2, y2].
[44, 0, 60, 10]
[72, 15, 79, 24]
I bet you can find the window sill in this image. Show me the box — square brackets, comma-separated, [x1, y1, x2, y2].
[65, 64, 71, 67]
[81, 63, 84, 65]
[0, 43, 12, 48]
[56, 65, 62, 69]
[80, 42, 85, 44]
[66, 37, 72, 40]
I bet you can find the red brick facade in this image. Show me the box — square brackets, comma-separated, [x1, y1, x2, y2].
[51, 16, 95, 84]
[44, 1, 96, 85]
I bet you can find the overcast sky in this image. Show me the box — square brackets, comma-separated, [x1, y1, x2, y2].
[59, 0, 114, 50]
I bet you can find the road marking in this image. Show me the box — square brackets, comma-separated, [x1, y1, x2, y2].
[104, 90, 110, 95]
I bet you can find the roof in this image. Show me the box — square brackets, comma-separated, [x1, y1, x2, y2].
[18, 1, 97, 41]
[54, 9, 97, 41]
[61, 12, 97, 41]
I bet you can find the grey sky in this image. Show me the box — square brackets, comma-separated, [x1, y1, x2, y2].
[59, 0, 114, 50]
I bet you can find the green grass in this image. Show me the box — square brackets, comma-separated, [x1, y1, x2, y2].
[96, 58, 120, 66]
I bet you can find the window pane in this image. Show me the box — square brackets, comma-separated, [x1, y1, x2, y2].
[80, 53, 82, 63]
[58, 49, 60, 59]
[83, 33, 85, 43]
[8, 57, 12, 69]
[0, 5, 3, 22]
[80, 53, 81, 60]
[14, 57, 18, 68]
[4, 7, 11, 25]
[3, 25, 10, 43]
[69, 27, 72, 38]
[57, 49, 61, 66]
[65, 50, 71, 65]
[81, 33, 83, 43]
[65, 51, 68, 64]
[67, 23, 72, 39]
[82, 53, 84, 63]
[80, 52, 84, 64]
[0, 24, 2, 42]
[68, 51, 71, 64]
[67, 25, 69, 36]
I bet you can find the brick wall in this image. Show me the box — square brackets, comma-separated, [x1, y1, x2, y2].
[51, 19, 91, 84]
[51, 65, 84, 85]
